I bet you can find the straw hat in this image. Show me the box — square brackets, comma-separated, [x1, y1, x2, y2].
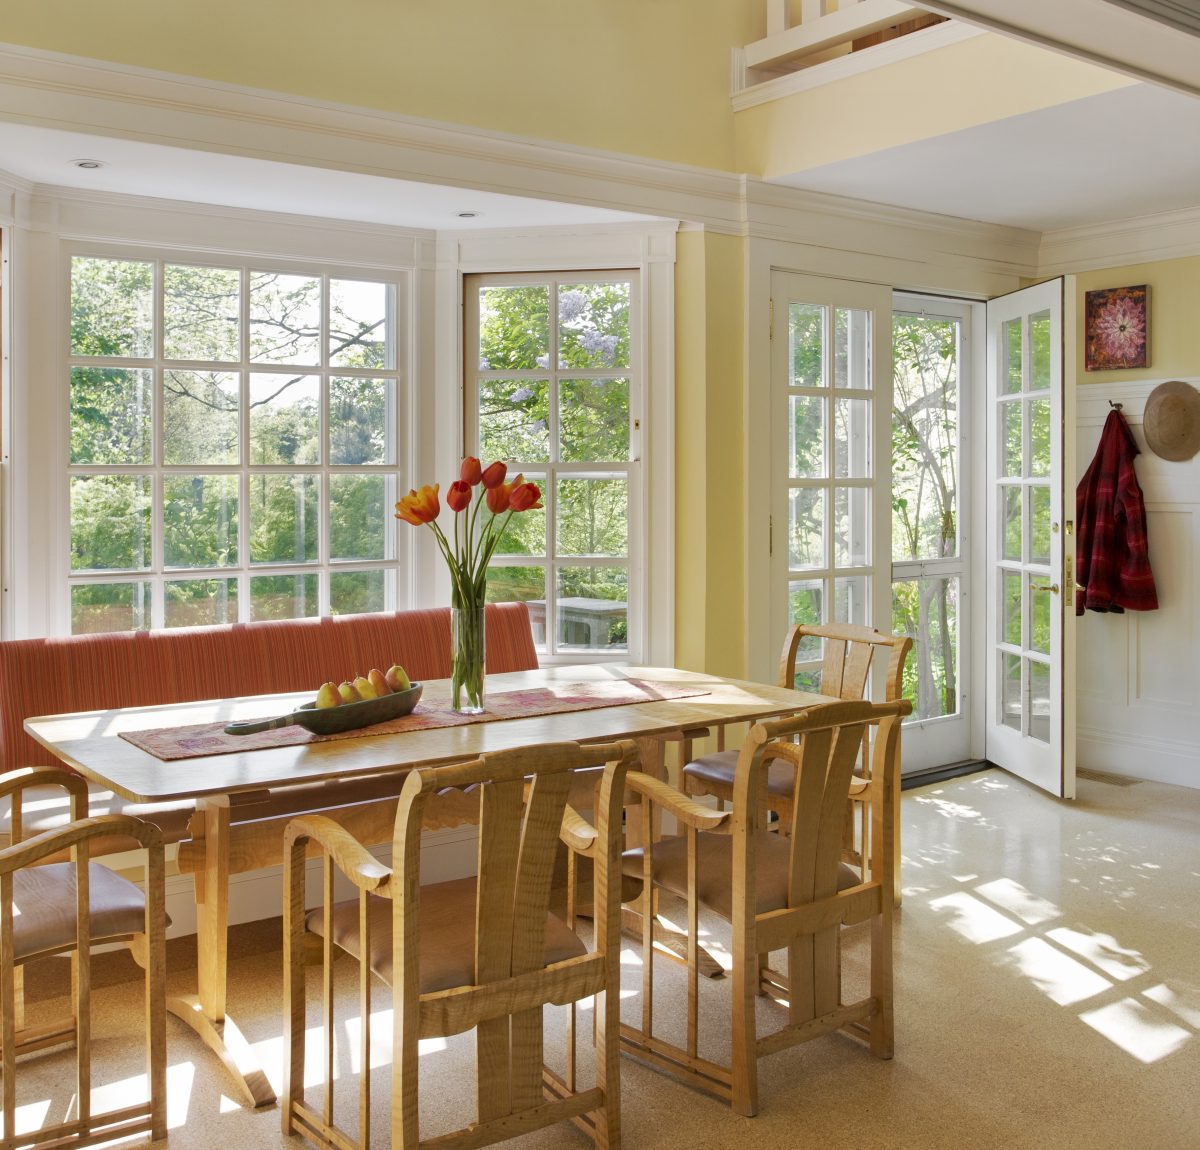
[1143, 381, 1200, 461]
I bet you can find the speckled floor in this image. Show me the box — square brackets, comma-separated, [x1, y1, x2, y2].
[10, 768, 1199, 1149]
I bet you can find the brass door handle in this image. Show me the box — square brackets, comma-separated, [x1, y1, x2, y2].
[1031, 583, 1060, 594]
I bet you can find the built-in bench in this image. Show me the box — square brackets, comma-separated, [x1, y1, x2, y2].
[0, 604, 539, 857]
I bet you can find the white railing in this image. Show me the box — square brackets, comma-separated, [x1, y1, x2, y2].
[746, 0, 936, 77]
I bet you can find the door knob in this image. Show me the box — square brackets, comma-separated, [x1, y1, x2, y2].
[1030, 583, 1060, 594]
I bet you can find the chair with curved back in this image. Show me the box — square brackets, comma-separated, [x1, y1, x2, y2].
[0, 766, 166, 1150]
[682, 623, 911, 899]
[621, 698, 910, 1116]
[281, 740, 637, 1150]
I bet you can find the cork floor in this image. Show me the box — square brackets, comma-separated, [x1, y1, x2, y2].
[9, 768, 1199, 1149]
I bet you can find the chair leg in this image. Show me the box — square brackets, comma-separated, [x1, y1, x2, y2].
[730, 938, 759, 1117]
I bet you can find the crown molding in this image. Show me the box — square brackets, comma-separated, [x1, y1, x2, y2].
[732, 21, 983, 111]
[0, 41, 743, 232]
[1038, 203, 1200, 274]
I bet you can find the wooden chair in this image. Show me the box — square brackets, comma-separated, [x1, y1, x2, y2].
[682, 623, 911, 897]
[0, 767, 166, 1150]
[621, 698, 909, 1116]
[281, 740, 638, 1150]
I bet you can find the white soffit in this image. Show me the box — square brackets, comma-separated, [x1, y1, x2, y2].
[776, 83, 1200, 231]
[0, 120, 661, 231]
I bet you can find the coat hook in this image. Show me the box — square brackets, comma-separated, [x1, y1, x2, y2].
[1109, 400, 1123, 411]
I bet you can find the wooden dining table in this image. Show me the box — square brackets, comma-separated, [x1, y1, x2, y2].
[23, 663, 832, 1108]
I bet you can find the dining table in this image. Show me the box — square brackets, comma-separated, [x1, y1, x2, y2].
[23, 662, 834, 1108]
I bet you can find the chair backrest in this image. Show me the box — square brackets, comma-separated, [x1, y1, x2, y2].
[390, 739, 637, 1018]
[732, 698, 910, 910]
[778, 622, 912, 702]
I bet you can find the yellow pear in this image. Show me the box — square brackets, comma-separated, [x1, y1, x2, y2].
[368, 668, 391, 696]
[384, 663, 411, 692]
[337, 680, 362, 704]
[354, 675, 378, 700]
[314, 682, 341, 709]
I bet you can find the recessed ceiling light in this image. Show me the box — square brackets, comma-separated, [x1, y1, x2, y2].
[456, 210, 481, 219]
[71, 158, 106, 170]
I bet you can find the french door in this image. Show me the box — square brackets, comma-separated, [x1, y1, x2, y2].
[770, 272, 892, 691]
[984, 280, 1076, 798]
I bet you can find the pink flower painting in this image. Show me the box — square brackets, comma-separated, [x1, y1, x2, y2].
[1086, 285, 1148, 371]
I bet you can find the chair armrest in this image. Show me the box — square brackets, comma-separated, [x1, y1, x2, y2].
[625, 774, 731, 831]
[283, 814, 393, 894]
[559, 804, 598, 854]
[0, 766, 89, 803]
[0, 813, 162, 874]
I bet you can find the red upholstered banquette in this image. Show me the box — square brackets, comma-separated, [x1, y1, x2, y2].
[0, 604, 538, 849]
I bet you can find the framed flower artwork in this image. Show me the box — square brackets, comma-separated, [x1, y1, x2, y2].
[1085, 284, 1148, 371]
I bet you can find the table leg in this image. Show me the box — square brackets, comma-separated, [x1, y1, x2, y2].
[168, 796, 276, 1109]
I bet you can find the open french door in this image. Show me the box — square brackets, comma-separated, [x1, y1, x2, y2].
[984, 280, 1076, 798]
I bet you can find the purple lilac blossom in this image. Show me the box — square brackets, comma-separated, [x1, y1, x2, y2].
[535, 354, 550, 369]
[558, 290, 587, 324]
[510, 386, 534, 403]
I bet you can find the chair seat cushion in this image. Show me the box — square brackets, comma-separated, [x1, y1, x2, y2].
[12, 862, 156, 961]
[307, 875, 587, 994]
[622, 831, 861, 923]
[682, 751, 798, 798]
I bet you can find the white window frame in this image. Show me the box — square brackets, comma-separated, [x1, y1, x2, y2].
[61, 240, 413, 634]
[462, 269, 643, 664]
[435, 224, 676, 668]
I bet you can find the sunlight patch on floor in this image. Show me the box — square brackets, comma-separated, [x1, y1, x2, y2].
[1079, 997, 1191, 1064]
[928, 891, 1024, 943]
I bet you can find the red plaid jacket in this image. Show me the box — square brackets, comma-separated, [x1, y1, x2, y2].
[1075, 409, 1158, 615]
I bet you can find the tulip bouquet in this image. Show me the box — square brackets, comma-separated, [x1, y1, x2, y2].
[395, 458, 541, 713]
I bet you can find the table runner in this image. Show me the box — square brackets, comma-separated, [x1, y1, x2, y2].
[120, 678, 711, 761]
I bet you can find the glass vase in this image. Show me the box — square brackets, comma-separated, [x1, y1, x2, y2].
[450, 603, 487, 714]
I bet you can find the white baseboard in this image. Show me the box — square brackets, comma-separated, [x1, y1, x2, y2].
[1076, 729, 1199, 790]
[162, 824, 480, 940]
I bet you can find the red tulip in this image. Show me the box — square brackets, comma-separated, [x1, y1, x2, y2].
[459, 457, 482, 486]
[481, 460, 507, 489]
[508, 481, 542, 512]
[446, 480, 471, 512]
[395, 483, 440, 525]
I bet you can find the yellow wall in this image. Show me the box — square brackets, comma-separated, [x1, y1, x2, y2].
[675, 231, 746, 677]
[0, 0, 755, 171]
[735, 33, 1134, 178]
[1073, 256, 1200, 385]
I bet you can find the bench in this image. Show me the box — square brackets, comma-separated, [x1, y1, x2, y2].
[0, 604, 540, 859]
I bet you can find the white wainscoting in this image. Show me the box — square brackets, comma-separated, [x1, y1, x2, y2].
[1076, 380, 1200, 789]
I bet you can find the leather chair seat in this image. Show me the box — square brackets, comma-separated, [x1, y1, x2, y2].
[11, 861, 160, 962]
[682, 750, 797, 798]
[622, 831, 861, 924]
[307, 875, 587, 993]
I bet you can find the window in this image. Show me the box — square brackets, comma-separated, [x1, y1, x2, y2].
[67, 253, 404, 633]
[464, 272, 640, 658]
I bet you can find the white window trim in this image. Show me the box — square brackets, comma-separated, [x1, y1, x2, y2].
[5, 189, 429, 639]
[434, 224, 677, 667]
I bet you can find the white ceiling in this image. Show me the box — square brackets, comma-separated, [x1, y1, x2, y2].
[0, 120, 659, 232]
[776, 81, 1200, 232]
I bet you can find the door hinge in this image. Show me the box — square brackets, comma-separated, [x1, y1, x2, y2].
[769, 514, 773, 556]
[769, 298, 775, 341]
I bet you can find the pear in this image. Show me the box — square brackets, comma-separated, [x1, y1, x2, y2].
[353, 675, 378, 700]
[314, 681, 341, 709]
[384, 663, 411, 692]
[338, 680, 362, 704]
[368, 668, 391, 696]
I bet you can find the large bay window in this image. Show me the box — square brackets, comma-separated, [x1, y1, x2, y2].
[67, 252, 406, 633]
[463, 272, 641, 658]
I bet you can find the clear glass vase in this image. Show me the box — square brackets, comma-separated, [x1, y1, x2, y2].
[450, 603, 486, 714]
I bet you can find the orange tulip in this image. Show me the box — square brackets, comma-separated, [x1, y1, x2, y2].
[508, 481, 542, 512]
[459, 457, 482, 486]
[446, 480, 471, 512]
[486, 480, 512, 514]
[481, 461, 507, 489]
[395, 483, 440, 525]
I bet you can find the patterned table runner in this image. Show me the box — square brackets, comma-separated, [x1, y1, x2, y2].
[120, 678, 711, 761]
